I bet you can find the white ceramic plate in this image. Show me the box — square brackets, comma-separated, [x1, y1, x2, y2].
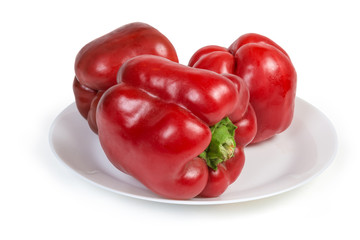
[49, 98, 337, 205]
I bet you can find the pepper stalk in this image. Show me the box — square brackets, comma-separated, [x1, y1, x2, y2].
[199, 117, 237, 170]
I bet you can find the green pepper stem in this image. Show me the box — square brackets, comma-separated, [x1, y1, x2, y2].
[198, 117, 237, 170]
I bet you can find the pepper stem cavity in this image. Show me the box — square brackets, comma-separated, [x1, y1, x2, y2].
[199, 117, 237, 170]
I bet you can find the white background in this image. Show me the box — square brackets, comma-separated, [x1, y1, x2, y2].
[1, 0, 359, 239]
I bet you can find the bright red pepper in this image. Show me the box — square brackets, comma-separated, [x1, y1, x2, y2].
[234, 103, 257, 147]
[189, 33, 297, 144]
[73, 22, 178, 133]
[96, 55, 249, 199]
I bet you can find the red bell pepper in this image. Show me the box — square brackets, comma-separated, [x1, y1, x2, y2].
[96, 55, 249, 199]
[189, 33, 297, 144]
[73, 22, 178, 133]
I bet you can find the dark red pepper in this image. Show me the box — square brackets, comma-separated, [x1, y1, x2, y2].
[96, 55, 249, 199]
[189, 33, 297, 144]
[73, 22, 178, 133]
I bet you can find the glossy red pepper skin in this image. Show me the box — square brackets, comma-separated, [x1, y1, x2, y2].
[96, 55, 248, 199]
[234, 104, 257, 147]
[73, 22, 178, 133]
[118, 55, 241, 126]
[199, 146, 245, 198]
[188, 33, 297, 144]
[75, 22, 179, 90]
[189, 46, 234, 74]
[188, 45, 229, 67]
[222, 73, 250, 123]
[72, 77, 97, 119]
[86, 91, 104, 133]
[234, 41, 296, 143]
[228, 33, 289, 57]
